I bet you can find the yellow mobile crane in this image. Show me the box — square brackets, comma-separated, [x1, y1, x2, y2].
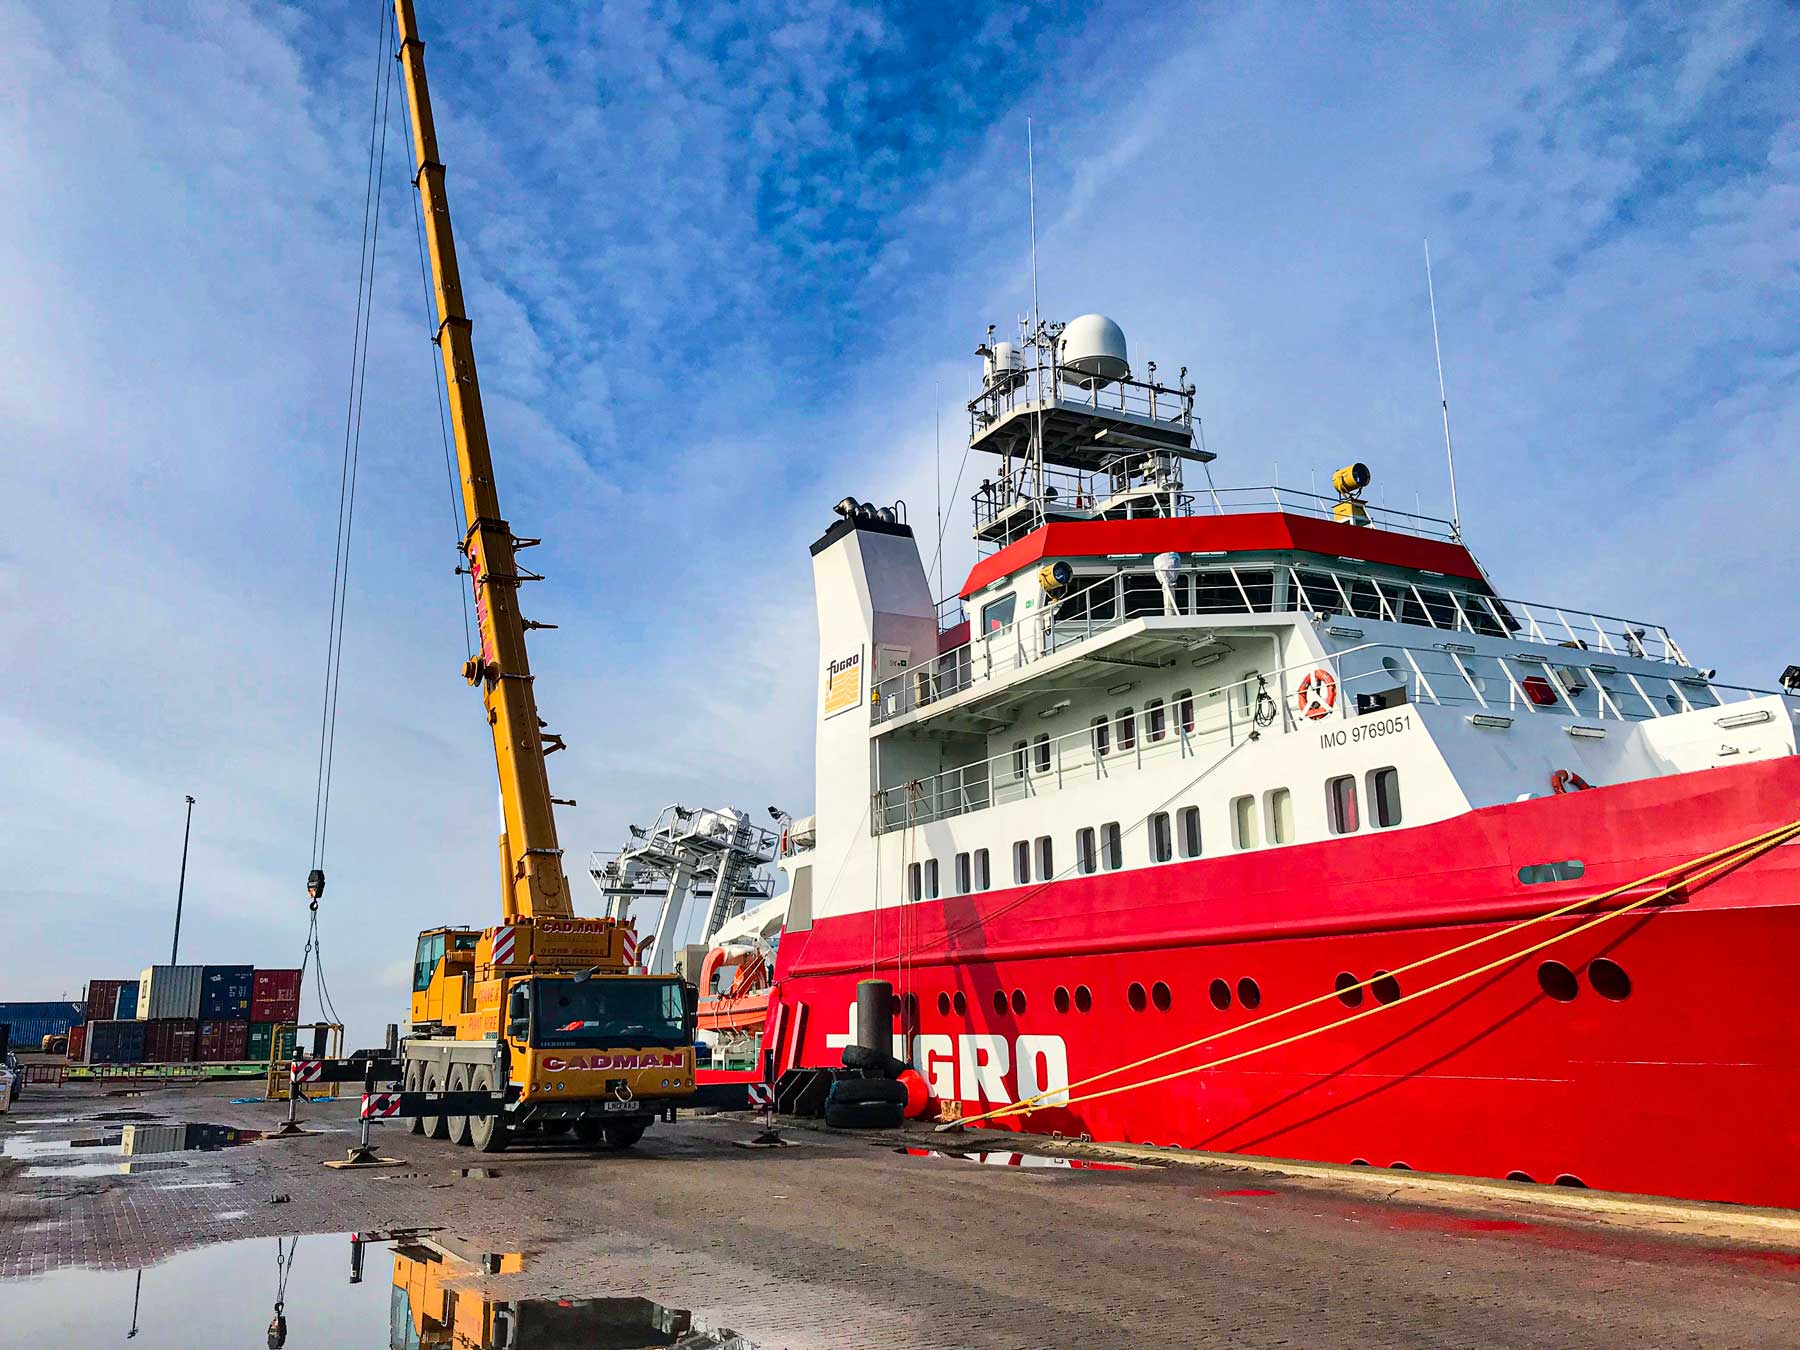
[391, 0, 695, 1152]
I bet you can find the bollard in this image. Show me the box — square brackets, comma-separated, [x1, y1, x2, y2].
[855, 979, 893, 1054]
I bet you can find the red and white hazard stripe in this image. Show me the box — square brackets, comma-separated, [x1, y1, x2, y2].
[490, 926, 517, 966]
[360, 1092, 402, 1119]
[290, 1059, 323, 1082]
[619, 922, 640, 965]
[747, 1082, 774, 1108]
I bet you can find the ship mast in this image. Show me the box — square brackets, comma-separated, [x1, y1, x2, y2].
[393, 0, 570, 920]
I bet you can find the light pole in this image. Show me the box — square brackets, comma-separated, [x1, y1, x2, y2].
[170, 795, 195, 965]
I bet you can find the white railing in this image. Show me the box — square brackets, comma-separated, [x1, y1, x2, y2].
[873, 561, 1687, 725]
[969, 364, 1195, 440]
[871, 641, 1775, 833]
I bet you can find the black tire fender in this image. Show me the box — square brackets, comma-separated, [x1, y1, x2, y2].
[829, 1075, 908, 1106]
[841, 1044, 908, 1077]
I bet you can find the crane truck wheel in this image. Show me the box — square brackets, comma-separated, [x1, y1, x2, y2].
[404, 1062, 425, 1136]
[421, 1067, 448, 1140]
[601, 1121, 647, 1150]
[445, 1065, 474, 1146]
[467, 1067, 510, 1154]
[572, 1119, 603, 1146]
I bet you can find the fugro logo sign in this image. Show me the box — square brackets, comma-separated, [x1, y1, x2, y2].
[822, 648, 863, 719]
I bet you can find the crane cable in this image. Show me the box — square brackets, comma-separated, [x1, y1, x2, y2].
[300, 0, 396, 1026]
[949, 817, 1800, 1131]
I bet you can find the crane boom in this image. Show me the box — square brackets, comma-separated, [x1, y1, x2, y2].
[394, 0, 569, 920]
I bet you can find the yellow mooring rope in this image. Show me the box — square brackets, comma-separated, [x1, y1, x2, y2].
[945, 817, 1800, 1131]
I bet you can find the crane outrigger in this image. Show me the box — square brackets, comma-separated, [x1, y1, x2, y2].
[391, 0, 696, 1152]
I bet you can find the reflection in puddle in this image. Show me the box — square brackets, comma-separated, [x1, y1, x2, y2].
[0, 1233, 758, 1348]
[4, 1122, 261, 1178]
[895, 1146, 1143, 1171]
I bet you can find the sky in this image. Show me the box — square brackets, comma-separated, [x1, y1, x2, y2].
[3, 1, 1797, 1042]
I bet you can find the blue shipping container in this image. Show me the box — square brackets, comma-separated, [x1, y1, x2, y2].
[86, 1019, 147, 1065]
[115, 983, 139, 1018]
[0, 1001, 87, 1053]
[199, 965, 253, 1021]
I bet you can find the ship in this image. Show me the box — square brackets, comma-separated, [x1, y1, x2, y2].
[750, 311, 1800, 1208]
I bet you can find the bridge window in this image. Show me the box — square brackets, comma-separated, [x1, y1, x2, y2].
[1076, 827, 1097, 875]
[1123, 574, 1165, 618]
[1145, 698, 1167, 742]
[1233, 795, 1259, 850]
[1033, 733, 1052, 774]
[1368, 767, 1402, 827]
[1179, 806, 1202, 858]
[973, 848, 991, 890]
[1101, 822, 1122, 870]
[1175, 689, 1195, 733]
[1326, 775, 1359, 834]
[1116, 707, 1136, 751]
[981, 593, 1016, 634]
[954, 852, 971, 895]
[1012, 840, 1029, 885]
[1266, 788, 1295, 845]
[1090, 715, 1110, 757]
[1035, 835, 1054, 880]
[1149, 812, 1173, 863]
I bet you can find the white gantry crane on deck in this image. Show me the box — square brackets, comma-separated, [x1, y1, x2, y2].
[587, 806, 780, 976]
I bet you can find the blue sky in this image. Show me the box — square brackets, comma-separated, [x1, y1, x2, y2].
[4, 1, 1796, 1040]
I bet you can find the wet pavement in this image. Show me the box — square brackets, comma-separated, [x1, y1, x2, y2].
[2, 1079, 1798, 1348]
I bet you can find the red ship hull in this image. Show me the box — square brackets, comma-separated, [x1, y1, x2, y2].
[761, 756, 1800, 1208]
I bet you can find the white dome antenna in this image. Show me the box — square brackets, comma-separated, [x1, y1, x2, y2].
[1060, 314, 1129, 390]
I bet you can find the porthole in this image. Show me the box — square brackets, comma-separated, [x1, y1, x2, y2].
[1536, 960, 1578, 1002]
[952, 990, 967, 1017]
[1151, 981, 1172, 1012]
[1389, 1161, 1412, 1171]
[1505, 1170, 1534, 1184]
[1208, 978, 1231, 1011]
[1370, 970, 1401, 1004]
[902, 992, 919, 1028]
[1054, 986, 1071, 1014]
[1128, 982, 1148, 1013]
[1381, 656, 1405, 680]
[1011, 988, 1027, 1015]
[936, 992, 950, 1017]
[1334, 972, 1363, 1008]
[1588, 957, 1631, 1001]
[1074, 984, 1093, 1013]
[1553, 1174, 1587, 1189]
[992, 989, 1008, 1016]
[1236, 977, 1262, 1010]
[1350, 1158, 1371, 1167]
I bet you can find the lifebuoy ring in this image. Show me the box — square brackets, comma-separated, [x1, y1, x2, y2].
[1297, 669, 1337, 720]
[1550, 769, 1592, 795]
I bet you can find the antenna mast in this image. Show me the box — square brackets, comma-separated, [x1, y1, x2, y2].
[1424, 239, 1463, 539]
[1027, 118, 1045, 502]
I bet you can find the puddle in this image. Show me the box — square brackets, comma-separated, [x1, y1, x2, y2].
[895, 1146, 1144, 1171]
[4, 1122, 261, 1176]
[0, 1233, 759, 1347]
[25, 1158, 187, 1179]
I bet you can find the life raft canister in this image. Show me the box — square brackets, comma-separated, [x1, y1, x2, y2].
[1297, 668, 1337, 720]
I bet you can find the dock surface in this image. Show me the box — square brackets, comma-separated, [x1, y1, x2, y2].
[3, 1080, 1797, 1347]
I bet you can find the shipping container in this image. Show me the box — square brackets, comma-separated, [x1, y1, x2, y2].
[83, 979, 131, 1021]
[141, 1018, 198, 1064]
[67, 1023, 87, 1062]
[137, 966, 203, 1021]
[198, 965, 253, 1021]
[115, 982, 139, 1019]
[121, 1123, 186, 1156]
[250, 969, 302, 1024]
[196, 1019, 249, 1062]
[84, 1019, 146, 1065]
[245, 1021, 293, 1064]
[0, 1001, 88, 1053]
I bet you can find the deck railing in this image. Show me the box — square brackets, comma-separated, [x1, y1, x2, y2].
[871, 640, 1775, 833]
[876, 561, 1687, 725]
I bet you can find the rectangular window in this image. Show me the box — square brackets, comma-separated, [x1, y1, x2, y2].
[1091, 715, 1110, 757]
[1013, 840, 1030, 885]
[1035, 835, 1054, 880]
[1326, 774, 1359, 834]
[954, 852, 971, 895]
[1175, 689, 1195, 733]
[924, 859, 939, 899]
[1267, 788, 1294, 845]
[1368, 767, 1402, 827]
[1233, 794, 1259, 850]
[1033, 733, 1052, 774]
[1519, 860, 1585, 884]
[973, 848, 991, 890]
[981, 593, 1017, 634]
[908, 862, 922, 902]
[1076, 827, 1097, 875]
[1012, 739, 1028, 779]
[1146, 699, 1167, 742]
[1101, 822, 1122, 870]
[1116, 707, 1136, 751]
[1179, 806, 1202, 858]
[1149, 812, 1173, 863]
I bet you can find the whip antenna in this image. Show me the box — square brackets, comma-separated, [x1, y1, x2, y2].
[1424, 239, 1462, 539]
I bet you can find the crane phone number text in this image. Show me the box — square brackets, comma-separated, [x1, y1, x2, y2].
[1320, 713, 1412, 750]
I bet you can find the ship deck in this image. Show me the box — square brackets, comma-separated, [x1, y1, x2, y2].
[4, 1077, 1796, 1348]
